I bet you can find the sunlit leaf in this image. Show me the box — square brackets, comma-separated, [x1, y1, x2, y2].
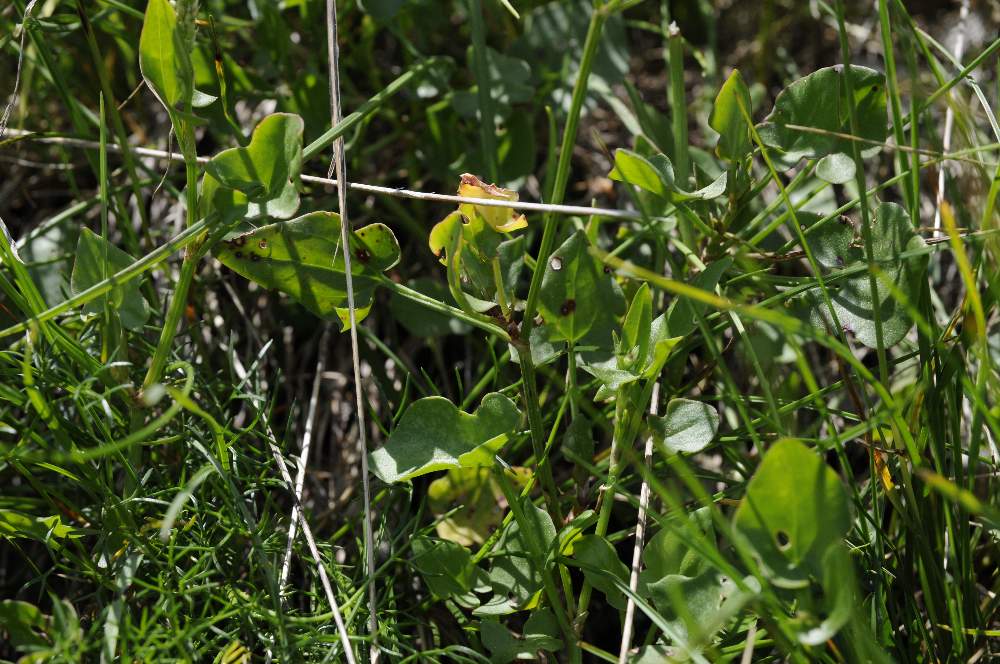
[733, 439, 851, 586]
[203, 113, 304, 220]
[215, 211, 399, 328]
[757, 65, 887, 164]
[710, 69, 752, 162]
[650, 399, 720, 455]
[369, 393, 520, 483]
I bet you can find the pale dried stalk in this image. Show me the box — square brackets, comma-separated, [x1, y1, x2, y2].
[618, 381, 659, 663]
[278, 325, 332, 590]
[932, 0, 970, 238]
[324, 0, 379, 654]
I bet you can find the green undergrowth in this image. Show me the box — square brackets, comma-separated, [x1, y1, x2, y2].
[1, 0, 999, 662]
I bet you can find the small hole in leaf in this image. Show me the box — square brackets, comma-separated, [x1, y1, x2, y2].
[258, 239, 268, 249]
[776, 530, 791, 550]
[603, 266, 612, 274]
[560, 299, 576, 316]
[550, 256, 563, 271]
[233, 236, 247, 247]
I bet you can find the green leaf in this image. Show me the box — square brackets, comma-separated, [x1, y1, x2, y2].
[610, 149, 727, 202]
[204, 113, 304, 220]
[0, 510, 83, 542]
[710, 69, 752, 162]
[733, 439, 851, 586]
[609, 149, 672, 198]
[816, 152, 856, 184]
[428, 467, 528, 546]
[139, 0, 185, 111]
[480, 609, 563, 663]
[573, 534, 629, 610]
[475, 495, 556, 616]
[0, 600, 48, 649]
[666, 258, 732, 338]
[410, 536, 478, 601]
[646, 569, 745, 644]
[649, 399, 720, 455]
[357, 0, 405, 21]
[538, 231, 601, 342]
[622, 282, 652, 371]
[369, 393, 520, 483]
[214, 211, 399, 327]
[642, 507, 714, 581]
[640, 314, 682, 379]
[70, 229, 150, 331]
[757, 65, 887, 164]
[796, 202, 927, 348]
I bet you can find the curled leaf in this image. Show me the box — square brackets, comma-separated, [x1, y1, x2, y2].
[458, 173, 527, 233]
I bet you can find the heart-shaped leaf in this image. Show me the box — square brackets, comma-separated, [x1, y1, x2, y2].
[757, 65, 887, 164]
[203, 113, 304, 220]
[369, 393, 520, 483]
[215, 211, 399, 328]
[70, 229, 150, 331]
[649, 398, 720, 455]
[795, 202, 927, 348]
[733, 439, 851, 586]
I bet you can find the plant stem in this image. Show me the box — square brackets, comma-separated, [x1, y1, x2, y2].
[143, 156, 201, 389]
[516, 0, 614, 525]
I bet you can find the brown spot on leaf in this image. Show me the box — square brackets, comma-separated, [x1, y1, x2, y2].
[355, 248, 371, 263]
[234, 251, 243, 259]
[233, 236, 247, 247]
[560, 299, 576, 316]
[250, 254, 261, 262]
[258, 239, 268, 249]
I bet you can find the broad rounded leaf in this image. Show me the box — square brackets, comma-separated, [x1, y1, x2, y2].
[204, 113, 304, 220]
[757, 65, 887, 164]
[816, 153, 856, 184]
[733, 439, 851, 585]
[796, 202, 927, 348]
[410, 536, 478, 601]
[481, 610, 562, 663]
[650, 398, 720, 455]
[369, 393, 520, 483]
[215, 211, 399, 328]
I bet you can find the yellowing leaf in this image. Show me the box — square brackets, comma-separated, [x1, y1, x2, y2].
[457, 173, 527, 233]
